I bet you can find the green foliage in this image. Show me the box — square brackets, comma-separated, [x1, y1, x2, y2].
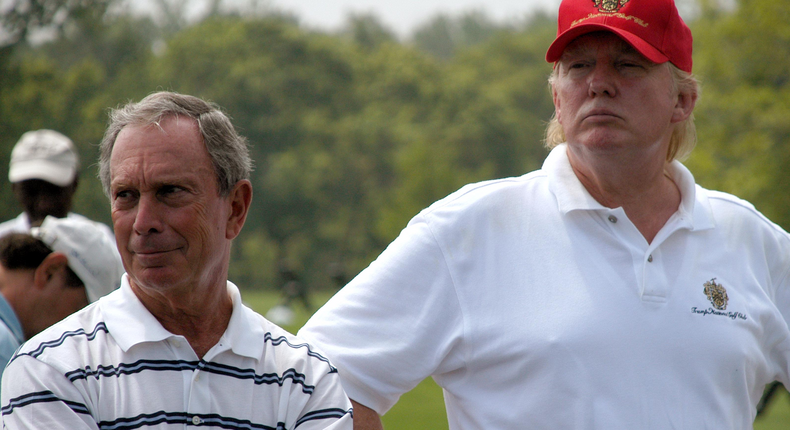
[411, 10, 510, 60]
[755, 388, 790, 430]
[339, 13, 397, 51]
[686, 0, 790, 229]
[1, 0, 789, 292]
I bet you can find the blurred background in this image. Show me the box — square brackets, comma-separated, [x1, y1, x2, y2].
[2, 0, 788, 295]
[0, 0, 788, 426]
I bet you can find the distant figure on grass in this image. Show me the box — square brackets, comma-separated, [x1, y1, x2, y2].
[0, 216, 123, 379]
[266, 259, 313, 326]
[0, 129, 114, 243]
[1, 92, 352, 429]
[298, 0, 790, 428]
[277, 260, 312, 313]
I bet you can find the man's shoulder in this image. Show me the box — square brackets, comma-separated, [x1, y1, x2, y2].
[701, 187, 790, 247]
[704, 188, 782, 227]
[231, 306, 337, 380]
[0, 213, 27, 235]
[13, 303, 106, 364]
[421, 172, 547, 218]
[235, 304, 339, 376]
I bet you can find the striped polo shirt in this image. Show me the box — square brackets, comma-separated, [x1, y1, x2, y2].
[1, 276, 352, 430]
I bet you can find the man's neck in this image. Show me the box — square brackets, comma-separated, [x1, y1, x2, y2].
[132, 280, 234, 359]
[567, 146, 681, 244]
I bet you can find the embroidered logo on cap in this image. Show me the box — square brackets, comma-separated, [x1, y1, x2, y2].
[703, 278, 728, 311]
[572, 0, 647, 28]
[593, 0, 630, 13]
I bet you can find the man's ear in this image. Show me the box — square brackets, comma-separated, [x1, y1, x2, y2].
[671, 88, 697, 124]
[225, 179, 253, 240]
[32, 253, 69, 291]
[552, 81, 563, 124]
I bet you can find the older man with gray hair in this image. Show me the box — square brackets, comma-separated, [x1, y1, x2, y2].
[1, 91, 352, 430]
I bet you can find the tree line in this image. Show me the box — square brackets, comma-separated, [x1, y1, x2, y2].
[0, 0, 787, 291]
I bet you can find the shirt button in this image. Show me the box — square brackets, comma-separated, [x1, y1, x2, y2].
[647, 255, 653, 262]
[608, 215, 618, 223]
[192, 416, 202, 425]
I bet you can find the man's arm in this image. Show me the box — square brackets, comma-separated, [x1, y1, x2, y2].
[351, 400, 384, 430]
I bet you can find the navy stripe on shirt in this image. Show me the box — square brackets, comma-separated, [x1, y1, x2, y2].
[65, 360, 316, 394]
[15, 323, 335, 375]
[295, 408, 353, 428]
[12, 322, 109, 364]
[265, 333, 337, 373]
[1, 390, 91, 416]
[98, 411, 284, 430]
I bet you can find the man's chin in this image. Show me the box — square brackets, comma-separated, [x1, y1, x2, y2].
[128, 267, 184, 292]
[133, 250, 179, 267]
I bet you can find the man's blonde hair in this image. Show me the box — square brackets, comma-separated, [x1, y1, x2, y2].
[545, 63, 700, 162]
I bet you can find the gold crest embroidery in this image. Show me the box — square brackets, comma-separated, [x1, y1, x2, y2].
[703, 278, 728, 310]
[593, 0, 630, 13]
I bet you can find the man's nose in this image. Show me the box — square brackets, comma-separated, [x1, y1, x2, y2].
[132, 194, 164, 235]
[588, 63, 618, 98]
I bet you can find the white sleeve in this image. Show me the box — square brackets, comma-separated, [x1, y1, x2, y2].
[1, 355, 99, 429]
[298, 213, 465, 415]
[287, 364, 353, 430]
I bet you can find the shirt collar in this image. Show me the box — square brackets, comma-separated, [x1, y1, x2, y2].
[545, 143, 714, 231]
[102, 274, 264, 360]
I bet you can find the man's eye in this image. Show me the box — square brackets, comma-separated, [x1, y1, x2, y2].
[115, 190, 132, 199]
[618, 58, 650, 70]
[159, 186, 185, 197]
[113, 190, 137, 206]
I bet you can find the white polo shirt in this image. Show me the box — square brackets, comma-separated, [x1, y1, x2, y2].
[299, 144, 790, 429]
[2, 275, 352, 430]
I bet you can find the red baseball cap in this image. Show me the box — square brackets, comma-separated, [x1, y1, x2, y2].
[545, 0, 693, 73]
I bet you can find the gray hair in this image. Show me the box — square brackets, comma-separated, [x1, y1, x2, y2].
[98, 91, 252, 197]
[545, 63, 700, 162]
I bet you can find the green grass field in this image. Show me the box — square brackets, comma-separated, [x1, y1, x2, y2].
[241, 288, 789, 429]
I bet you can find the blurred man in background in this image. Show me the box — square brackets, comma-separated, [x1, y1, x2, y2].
[0, 216, 123, 378]
[0, 129, 114, 242]
[298, 0, 790, 428]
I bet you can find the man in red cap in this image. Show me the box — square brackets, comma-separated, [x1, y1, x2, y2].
[299, 0, 790, 428]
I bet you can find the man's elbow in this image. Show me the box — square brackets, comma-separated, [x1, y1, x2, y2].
[350, 399, 384, 430]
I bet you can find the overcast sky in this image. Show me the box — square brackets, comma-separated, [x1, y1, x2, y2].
[127, 0, 561, 38]
[126, 0, 704, 38]
[272, 0, 560, 36]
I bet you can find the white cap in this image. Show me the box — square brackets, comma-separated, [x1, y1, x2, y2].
[30, 216, 124, 303]
[9, 130, 79, 187]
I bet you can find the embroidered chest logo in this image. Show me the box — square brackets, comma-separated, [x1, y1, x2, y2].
[691, 278, 746, 320]
[593, 0, 630, 13]
[703, 278, 728, 310]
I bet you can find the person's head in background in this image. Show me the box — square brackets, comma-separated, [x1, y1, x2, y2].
[0, 216, 124, 339]
[8, 130, 80, 225]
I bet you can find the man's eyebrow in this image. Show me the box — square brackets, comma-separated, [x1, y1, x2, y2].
[559, 44, 586, 59]
[560, 37, 636, 60]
